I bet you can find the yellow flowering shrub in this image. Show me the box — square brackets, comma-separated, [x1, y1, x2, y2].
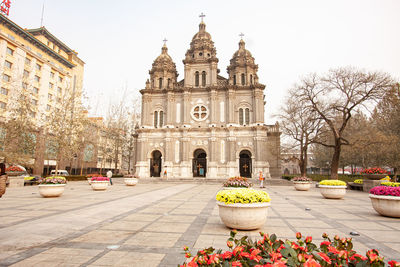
[216, 189, 271, 204]
[380, 176, 391, 181]
[319, 180, 346, 186]
[354, 179, 363, 184]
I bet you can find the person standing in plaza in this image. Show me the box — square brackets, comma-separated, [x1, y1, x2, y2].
[0, 163, 7, 198]
[106, 170, 113, 185]
[259, 171, 265, 188]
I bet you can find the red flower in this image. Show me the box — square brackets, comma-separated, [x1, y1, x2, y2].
[240, 252, 250, 258]
[269, 251, 282, 262]
[249, 249, 262, 262]
[350, 253, 367, 261]
[304, 258, 321, 267]
[232, 261, 242, 267]
[317, 252, 331, 264]
[296, 232, 302, 239]
[227, 241, 233, 248]
[320, 241, 331, 247]
[305, 236, 312, 243]
[233, 246, 244, 256]
[222, 251, 233, 260]
[367, 250, 378, 262]
[328, 246, 340, 254]
[389, 260, 400, 267]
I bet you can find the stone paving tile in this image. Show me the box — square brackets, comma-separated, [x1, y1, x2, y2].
[337, 220, 393, 230]
[285, 219, 332, 229]
[100, 220, 150, 231]
[123, 213, 162, 222]
[89, 251, 164, 267]
[124, 232, 181, 247]
[158, 215, 197, 223]
[143, 222, 191, 233]
[194, 234, 227, 249]
[71, 229, 135, 244]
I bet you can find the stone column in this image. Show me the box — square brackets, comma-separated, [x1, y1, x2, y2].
[209, 90, 217, 124]
[167, 92, 174, 127]
[181, 135, 191, 177]
[183, 91, 191, 125]
[227, 89, 235, 124]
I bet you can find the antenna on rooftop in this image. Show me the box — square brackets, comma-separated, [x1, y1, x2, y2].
[40, 1, 45, 27]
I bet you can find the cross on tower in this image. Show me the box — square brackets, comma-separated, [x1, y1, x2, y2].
[199, 12, 206, 22]
[163, 38, 168, 45]
[239, 33, 244, 40]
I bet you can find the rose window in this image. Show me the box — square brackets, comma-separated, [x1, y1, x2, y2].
[191, 104, 208, 121]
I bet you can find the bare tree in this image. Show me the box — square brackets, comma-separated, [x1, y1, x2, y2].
[294, 67, 394, 179]
[278, 88, 323, 176]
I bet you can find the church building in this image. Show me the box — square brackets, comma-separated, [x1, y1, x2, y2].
[133, 18, 281, 179]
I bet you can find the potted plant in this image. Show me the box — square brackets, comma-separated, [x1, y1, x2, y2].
[222, 176, 252, 189]
[216, 188, 271, 230]
[319, 180, 347, 199]
[180, 231, 396, 267]
[38, 176, 67, 197]
[369, 185, 400, 218]
[361, 167, 387, 179]
[5, 165, 25, 176]
[90, 176, 109, 191]
[124, 174, 139, 186]
[86, 173, 100, 185]
[291, 176, 312, 191]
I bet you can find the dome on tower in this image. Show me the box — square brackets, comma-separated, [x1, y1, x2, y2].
[183, 21, 218, 64]
[229, 39, 256, 68]
[150, 44, 177, 74]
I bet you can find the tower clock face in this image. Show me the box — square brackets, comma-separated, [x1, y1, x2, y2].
[191, 104, 209, 121]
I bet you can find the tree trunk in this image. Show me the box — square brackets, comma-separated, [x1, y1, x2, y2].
[394, 167, 398, 183]
[330, 141, 341, 180]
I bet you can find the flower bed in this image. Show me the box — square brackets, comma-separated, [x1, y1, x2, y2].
[370, 186, 400, 197]
[180, 230, 398, 267]
[223, 177, 252, 188]
[5, 166, 24, 172]
[369, 186, 400, 217]
[91, 177, 109, 182]
[361, 167, 387, 175]
[216, 189, 270, 204]
[319, 180, 347, 186]
[381, 182, 400, 187]
[39, 176, 67, 184]
[291, 176, 312, 182]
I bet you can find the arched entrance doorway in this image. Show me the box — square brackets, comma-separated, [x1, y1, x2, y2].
[150, 150, 162, 177]
[192, 149, 207, 177]
[239, 150, 252, 178]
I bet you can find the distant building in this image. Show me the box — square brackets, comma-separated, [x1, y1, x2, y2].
[0, 14, 84, 174]
[133, 19, 281, 178]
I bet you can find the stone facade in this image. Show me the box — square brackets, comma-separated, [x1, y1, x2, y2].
[133, 20, 281, 179]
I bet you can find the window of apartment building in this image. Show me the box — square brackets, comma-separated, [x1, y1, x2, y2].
[34, 75, 40, 82]
[0, 87, 8, 96]
[0, 101, 6, 110]
[35, 63, 42, 71]
[46, 105, 51, 111]
[48, 93, 53, 101]
[6, 47, 13, 56]
[4, 60, 12, 69]
[25, 58, 31, 65]
[31, 99, 38, 106]
[57, 87, 62, 94]
[49, 82, 54, 89]
[59, 76, 63, 83]
[32, 87, 39, 94]
[23, 70, 30, 78]
[22, 82, 28, 89]
[2, 74, 10, 82]
[50, 72, 55, 78]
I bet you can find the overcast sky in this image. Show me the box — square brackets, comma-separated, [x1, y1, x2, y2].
[8, 0, 400, 124]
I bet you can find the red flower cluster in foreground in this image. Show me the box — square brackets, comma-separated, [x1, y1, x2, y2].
[5, 166, 24, 172]
[180, 231, 399, 267]
[361, 167, 387, 174]
[370, 186, 400, 197]
[91, 177, 109, 181]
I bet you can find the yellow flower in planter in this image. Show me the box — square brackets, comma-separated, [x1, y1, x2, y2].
[354, 179, 363, 184]
[380, 176, 391, 181]
[216, 189, 271, 204]
[319, 180, 346, 186]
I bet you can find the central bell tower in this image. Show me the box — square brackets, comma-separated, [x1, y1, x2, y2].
[183, 14, 218, 88]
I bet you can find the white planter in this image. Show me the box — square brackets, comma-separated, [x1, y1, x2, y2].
[293, 182, 311, 191]
[38, 184, 65, 197]
[217, 201, 270, 230]
[91, 181, 109, 191]
[87, 178, 92, 185]
[124, 178, 138, 186]
[369, 194, 400, 218]
[319, 185, 347, 199]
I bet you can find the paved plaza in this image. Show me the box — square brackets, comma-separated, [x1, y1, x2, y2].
[0, 179, 399, 266]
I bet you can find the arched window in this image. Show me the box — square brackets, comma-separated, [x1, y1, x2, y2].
[195, 71, 199, 87]
[202, 71, 206, 87]
[159, 111, 164, 127]
[239, 108, 250, 125]
[167, 78, 171, 88]
[241, 73, 245, 85]
[233, 75, 236, 85]
[250, 75, 253, 85]
[239, 108, 244, 125]
[245, 108, 250, 125]
[154, 111, 158, 128]
[158, 78, 163, 89]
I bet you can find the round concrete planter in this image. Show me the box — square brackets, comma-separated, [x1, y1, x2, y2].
[124, 178, 138, 186]
[91, 181, 109, 191]
[319, 185, 347, 199]
[38, 184, 65, 197]
[217, 201, 270, 230]
[369, 194, 400, 218]
[293, 182, 312, 191]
